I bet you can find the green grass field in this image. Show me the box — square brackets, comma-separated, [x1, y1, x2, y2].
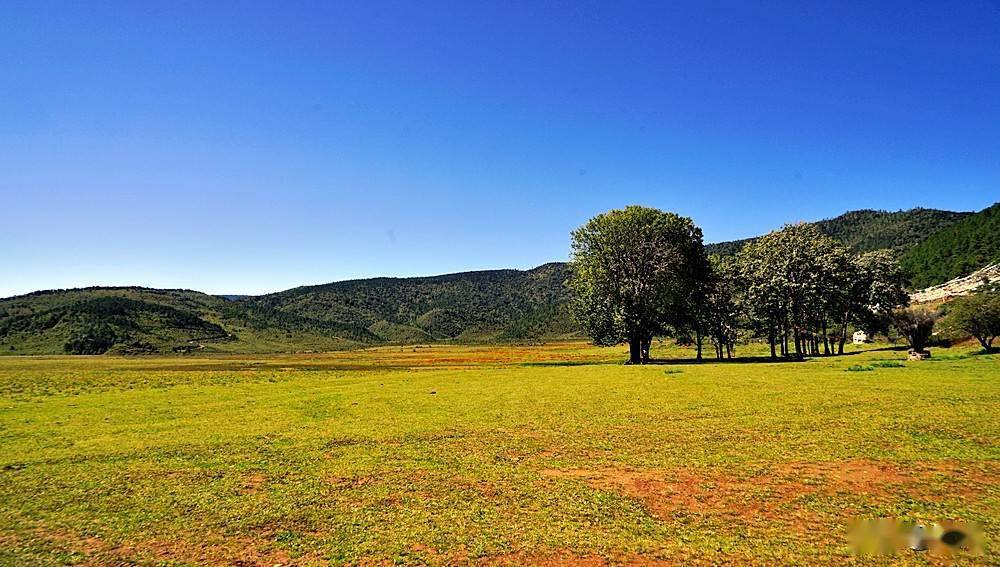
[0, 342, 996, 565]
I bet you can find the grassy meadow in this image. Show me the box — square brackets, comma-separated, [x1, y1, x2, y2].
[0, 341, 996, 565]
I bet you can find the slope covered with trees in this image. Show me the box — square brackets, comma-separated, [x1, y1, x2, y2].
[0, 287, 376, 355]
[900, 202, 1000, 288]
[243, 263, 576, 342]
[1, 266, 580, 355]
[706, 208, 970, 256]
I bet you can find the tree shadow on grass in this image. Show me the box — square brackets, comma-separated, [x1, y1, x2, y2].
[653, 345, 909, 364]
[521, 345, 916, 367]
[519, 361, 615, 367]
[524, 357, 809, 366]
[835, 345, 910, 357]
[645, 356, 809, 365]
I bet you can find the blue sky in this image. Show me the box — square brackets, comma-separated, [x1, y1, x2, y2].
[2, 1, 999, 297]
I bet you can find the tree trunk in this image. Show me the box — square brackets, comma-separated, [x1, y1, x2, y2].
[769, 325, 777, 359]
[695, 330, 703, 361]
[641, 336, 651, 364]
[822, 321, 830, 355]
[628, 338, 642, 365]
[793, 327, 803, 359]
[838, 315, 848, 355]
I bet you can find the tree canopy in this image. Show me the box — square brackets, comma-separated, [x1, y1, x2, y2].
[568, 206, 709, 364]
[892, 306, 940, 354]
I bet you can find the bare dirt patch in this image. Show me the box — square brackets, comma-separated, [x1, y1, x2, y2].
[542, 466, 811, 523]
[772, 459, 999, 500]
[482, 550, 691, 566]
[240, 472, 266, 494]
[541, 459, 997, 527]
[1, 527, 322, 567]
[327, 474, 373, 489]
[108, 535, 319, 567]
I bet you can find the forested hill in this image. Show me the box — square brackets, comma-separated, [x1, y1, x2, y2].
[242, 262, 576, 343]
[705, 208, 971, 256]
[0, 287, 377, 355]
[0, 265, 578, 355]
[900, 202, 1000, 288]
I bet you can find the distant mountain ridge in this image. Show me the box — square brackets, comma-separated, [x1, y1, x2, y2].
[705, 208, 971, 256]
[3, 204, 996, 355]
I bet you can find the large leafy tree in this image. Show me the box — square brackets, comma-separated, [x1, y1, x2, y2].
[734, 238, 787, 358]
[736, 223, 849, 358]
[943, 285, 1000, 352]
[700, 255, 742, 360]
[836, 250, 910, 354]
[568, 206, 709, 364]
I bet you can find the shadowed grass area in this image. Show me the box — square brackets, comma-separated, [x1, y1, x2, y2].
[871, 360, 906, 368]
[0, 341, 996, 565]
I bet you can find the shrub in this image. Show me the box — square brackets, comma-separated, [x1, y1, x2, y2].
[891, 306, 940, 353]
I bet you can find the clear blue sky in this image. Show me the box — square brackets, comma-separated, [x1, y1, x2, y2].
[3, 1, 999, 297]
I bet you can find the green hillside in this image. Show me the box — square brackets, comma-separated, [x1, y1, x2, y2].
[5, 205, 992, 355]
[0, 288, 375, 355]
[1, 264, 578, 354]
[900, 201, 1000, 288]
[244, 263, 576, 343]
[705, 208, 970, 256]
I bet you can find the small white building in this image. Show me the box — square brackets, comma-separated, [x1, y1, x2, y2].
[853, 330, 868, 344]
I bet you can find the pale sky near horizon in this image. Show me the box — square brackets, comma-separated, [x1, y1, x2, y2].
[3, 1, 999, 297]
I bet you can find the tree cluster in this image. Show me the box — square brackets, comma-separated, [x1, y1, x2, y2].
[569, 208, 911, 363]
[732, 223, 909, 359]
